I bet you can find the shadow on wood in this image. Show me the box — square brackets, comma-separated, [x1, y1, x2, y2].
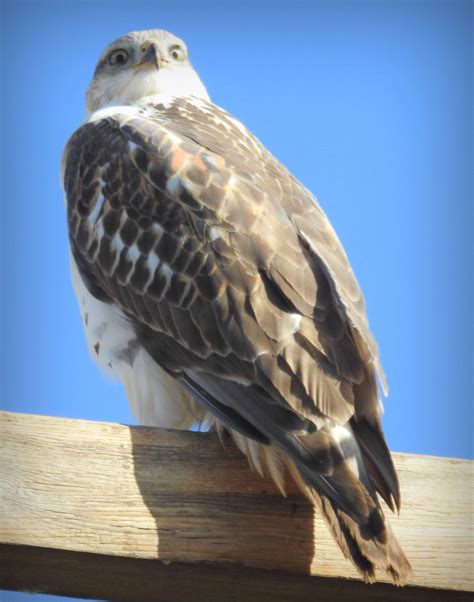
[129, 425, 316, 574]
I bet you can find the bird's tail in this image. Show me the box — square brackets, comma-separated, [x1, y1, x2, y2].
[285, 453, 412, 585]
[225, 418, 412, 585]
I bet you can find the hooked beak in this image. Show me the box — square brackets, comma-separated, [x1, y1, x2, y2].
[135, 42, 160, 71]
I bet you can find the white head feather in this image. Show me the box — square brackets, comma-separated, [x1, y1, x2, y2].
[86, 29, 209, 114]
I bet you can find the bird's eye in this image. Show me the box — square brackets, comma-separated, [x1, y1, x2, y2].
[109, 49, 129, 66]
[169, 45, 186, 62]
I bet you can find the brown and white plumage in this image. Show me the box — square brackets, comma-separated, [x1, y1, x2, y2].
[64, 29, 411, 584]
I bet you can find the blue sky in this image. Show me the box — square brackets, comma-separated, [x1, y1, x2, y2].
[1, 1, 472, 600]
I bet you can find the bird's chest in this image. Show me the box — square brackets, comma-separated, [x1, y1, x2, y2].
[69, 252, 207, 429]
[70, 252, 139, 377]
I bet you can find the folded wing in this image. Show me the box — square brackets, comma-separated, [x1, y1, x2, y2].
[65, 97, 410, 583]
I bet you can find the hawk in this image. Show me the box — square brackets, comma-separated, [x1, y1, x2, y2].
[63, 29, 411, 584]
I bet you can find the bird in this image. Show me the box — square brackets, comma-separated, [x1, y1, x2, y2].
[63, 28, 412, 585]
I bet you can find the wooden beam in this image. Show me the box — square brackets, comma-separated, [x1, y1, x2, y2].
[2, 545, 472, 602]
[1, 411, 472, 601]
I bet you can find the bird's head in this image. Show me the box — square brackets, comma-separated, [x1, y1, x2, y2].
[86, 29, 209, 114]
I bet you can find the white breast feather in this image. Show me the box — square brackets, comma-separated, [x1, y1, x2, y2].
[70, 254, 209, 430]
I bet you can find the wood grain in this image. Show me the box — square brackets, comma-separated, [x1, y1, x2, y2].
[1, 411, 472, 600]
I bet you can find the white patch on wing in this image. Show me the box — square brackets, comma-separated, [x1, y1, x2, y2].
[203, 155, 221, 170]
[166, 175, 180, 196]
[147, 253, 160, 272]
[290, 313, 302, 333]
[111, 233, 125, 254]
[208, 227, 220, 242]
[95, 221, 104, 241]
[128, 243, 140, 262]
[151, 222, 164, 237]
[331, 425, 360, 478]
[161, 263, 173, 279]
[88, 193, 106, 226]
[331, 425, 352, 445]
[181, 177, 201, 196]
[128, 140, 140, 154]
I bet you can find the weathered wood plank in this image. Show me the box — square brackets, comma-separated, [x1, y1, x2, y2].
[0, 411, 472, 600]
